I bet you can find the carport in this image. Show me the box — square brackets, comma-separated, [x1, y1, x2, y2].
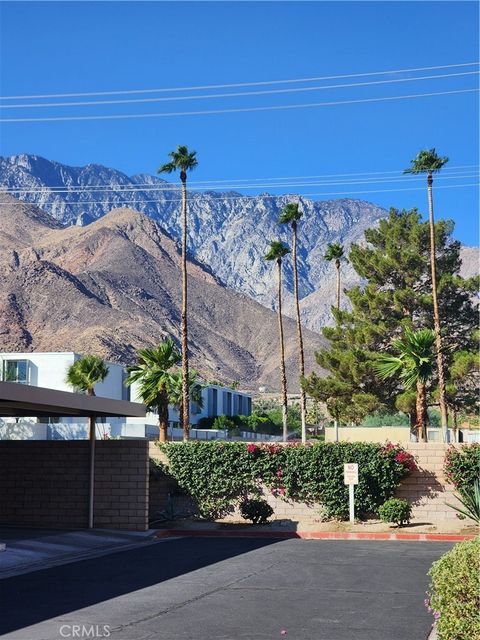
[0, 382, 146, 530]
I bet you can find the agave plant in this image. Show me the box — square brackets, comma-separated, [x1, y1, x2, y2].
[447, 480, 480, 524]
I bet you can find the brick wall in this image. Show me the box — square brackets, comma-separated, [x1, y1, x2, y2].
[149, 442, 463, 524]
[0, 440, 149, 531]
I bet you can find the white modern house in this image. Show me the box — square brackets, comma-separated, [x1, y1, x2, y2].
[0, 351, 252, 440]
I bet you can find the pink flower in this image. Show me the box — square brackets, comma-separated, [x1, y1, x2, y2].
[247, 444, 258, 454]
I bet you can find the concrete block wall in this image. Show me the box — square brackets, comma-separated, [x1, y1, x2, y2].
[0, 440, 149, 530]
[149, 442, 465, 524]
[395, 443, 462, 521]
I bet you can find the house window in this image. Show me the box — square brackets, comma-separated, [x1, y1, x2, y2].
[223, 391, 232, 416]
[209, 388, 218, 417]
[2, 360, 29, 384]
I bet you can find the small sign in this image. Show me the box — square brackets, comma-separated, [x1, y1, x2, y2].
[344, 463, 358, 485]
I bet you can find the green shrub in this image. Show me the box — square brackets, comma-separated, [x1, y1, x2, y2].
[196, 416, 215, 429]
[378, 498, 412, 526]
[157, 441, 413, 520]
[444, 444, 480, 497]
[212, 415, 237, 432]
[427, 537, 480, 640]
[240, 498, 274, 524]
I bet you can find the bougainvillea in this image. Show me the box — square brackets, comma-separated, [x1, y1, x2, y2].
[155, 441, 414, 520]
[444, 444, 480, 495]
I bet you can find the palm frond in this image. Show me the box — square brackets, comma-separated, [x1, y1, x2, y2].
[264, 239, 290, 261]
[66, 355, 109, 393]
[324, 242, 345, 262]
[278, 202, 302, 225]
[403, 148, 449, 174]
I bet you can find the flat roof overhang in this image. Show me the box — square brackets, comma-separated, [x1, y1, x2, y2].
[0, 382, 146, 418]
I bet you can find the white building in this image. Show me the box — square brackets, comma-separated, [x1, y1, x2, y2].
[0, 352, 252, 440]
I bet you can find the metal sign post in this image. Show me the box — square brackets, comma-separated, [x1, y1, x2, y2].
[343, 463, 359, 524]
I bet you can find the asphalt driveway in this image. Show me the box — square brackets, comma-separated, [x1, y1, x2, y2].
[0, 537, 451, 640]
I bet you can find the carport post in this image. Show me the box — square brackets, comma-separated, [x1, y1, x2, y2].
[88, 415, 96, 529]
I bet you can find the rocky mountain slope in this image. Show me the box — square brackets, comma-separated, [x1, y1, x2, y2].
[0, 154, 390, 330]
[0, 194, 326, 391]
[1, 155, 477, 332]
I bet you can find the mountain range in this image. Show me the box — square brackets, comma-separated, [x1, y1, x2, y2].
[0, 193, 327, 391]
[0, 154, 394, 331]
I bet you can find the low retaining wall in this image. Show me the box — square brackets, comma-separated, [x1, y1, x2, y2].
[396, 443, 461, 521]
[0, 440, 149, 530]
[149, 443, 462, 524]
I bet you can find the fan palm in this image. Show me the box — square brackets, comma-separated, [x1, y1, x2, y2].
[265, 240, 290, 441]
[404, 148, 449, 442]
[124, 340, 181, 442]
[324, 242, 346, 311]
[158, 145, 198, 438]
[168, 369, 204, 433]
[66, 355, 109, 396]
[373, 328, 436, 442]
[278, 202, 307, 443]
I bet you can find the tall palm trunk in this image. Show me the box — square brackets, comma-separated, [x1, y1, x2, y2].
[335, 258, 341, 310]
[292, 222, 307, 443]
[87, 385, 96, 528]
[277, 258, 288, 441]
[415, 379, 428, 442]
[180, 172, 190, 441]
[158, 384, 169, 442]
[427, 172, 449, 442]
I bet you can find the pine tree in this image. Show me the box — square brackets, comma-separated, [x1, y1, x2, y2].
[303, 208, 477, 425]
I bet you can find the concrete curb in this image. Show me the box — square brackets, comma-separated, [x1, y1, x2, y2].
[155, 529, 476, 542]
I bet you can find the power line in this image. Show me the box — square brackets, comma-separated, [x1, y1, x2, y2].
[1, 88, 478, 123]
[1, 164, 475, 191]
[1, 172, 477, 195]
[1, 61, 477, 100]
[2, 71, 478, 110]
[2, 182, 477, 207]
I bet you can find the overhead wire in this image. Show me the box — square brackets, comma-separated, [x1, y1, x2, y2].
[1, 88, 478, 123]
[2, 71, 478, 109]
[2, 182, 477, 207]
[1, 171, 477, 195]
[1, 61, 478, 100]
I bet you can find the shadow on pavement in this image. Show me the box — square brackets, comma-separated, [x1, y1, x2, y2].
[0, 536, 281, 635]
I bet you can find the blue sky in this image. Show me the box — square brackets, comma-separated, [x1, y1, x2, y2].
[0, 1, 478, 243]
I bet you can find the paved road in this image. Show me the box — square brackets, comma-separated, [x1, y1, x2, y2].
[0, 537, 451, 640]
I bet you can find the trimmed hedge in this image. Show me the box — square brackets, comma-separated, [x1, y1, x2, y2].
[444, 444, 480, 495]
[427, 537, 480, 640]
[155, 441, 415, 520]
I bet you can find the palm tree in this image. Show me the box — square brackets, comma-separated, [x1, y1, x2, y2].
[373, 328, 436, 442]
[265, 240, 290, 441]
[278, 202, 307, 443]
[158, 145, 198, 438]
[404, 148, 449, 442]
[168, 370, 204, 434]
[324, 242, 346, 311]
[124, 340, 181, 442]
[66, 355, 109, 396]
[66, 354, 109, 529]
